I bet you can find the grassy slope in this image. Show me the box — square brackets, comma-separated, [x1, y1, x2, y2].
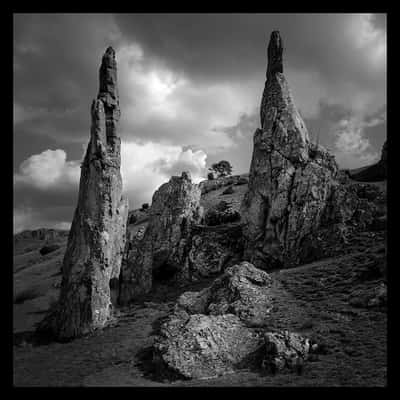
[13, 176, 387, 386]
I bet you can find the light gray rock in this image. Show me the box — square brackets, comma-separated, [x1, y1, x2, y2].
[119, 172, 203, 304]
[176, 262, 274, 326]
[153, 311, 264, 380]
[153, 261, 314, 379]
[241, 31, 338, 269]
[36, 47, 128, 340]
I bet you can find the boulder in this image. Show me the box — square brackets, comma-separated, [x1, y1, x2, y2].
[241, 31, 338, 270]
[119, 172, 203, 304]
[36, 47, 128, 340]
[262, 331, 312, 372]
[153, 261, 315, 379]
[176, 262, 274, 326]
[153, 311, 264, 380]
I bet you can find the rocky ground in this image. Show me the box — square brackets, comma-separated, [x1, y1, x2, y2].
[13, 175, 387, 387]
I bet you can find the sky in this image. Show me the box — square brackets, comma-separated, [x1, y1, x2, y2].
[13, 13, 387, 233]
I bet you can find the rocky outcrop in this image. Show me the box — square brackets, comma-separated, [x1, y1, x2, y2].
[241, 31, 338, 270]
[262, 331, 312, 372]
[188, 223, 243, 279]
[119, 172, 203, 304]
[176, 262, 274, 326]
[153, 262, 314, 379]
[36, 47, 128, 340]
[153, 311, 264, 380]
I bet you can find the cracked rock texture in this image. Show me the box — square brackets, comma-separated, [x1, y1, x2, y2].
[36, 47, 128, 340]
[119, 172, 203, 304]
[153, 311, 264, 380]
[153, 262, 314, 379]
[188, 223, 244, 280]
[262, 331, 312, 372]
[241, 31, 338, 270]
[153, 262, 274, 379]
[176, 262, 274, 326]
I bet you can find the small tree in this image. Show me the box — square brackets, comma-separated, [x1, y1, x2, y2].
[209, 160, 233, 178]
[141, 203, 149, 211]
[207, 172, 214, 180]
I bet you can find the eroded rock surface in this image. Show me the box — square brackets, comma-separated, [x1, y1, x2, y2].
[176, 262, 274, 326]
[188, 223, 243, 280]
[154, 262, 275, 379]
[119, 172, 203, 304]
[36, 47, 128, 340]
[241, 31, 338, 269]
[153, 311, 264, 380]
[262, 331, 312, 372]
[153, 261, 314, 379]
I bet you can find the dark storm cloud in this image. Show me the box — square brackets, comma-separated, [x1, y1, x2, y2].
[114, 13, 386, 87]
[13, 13, 386, 232]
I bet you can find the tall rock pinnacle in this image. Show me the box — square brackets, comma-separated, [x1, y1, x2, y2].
[98, 46, 120, 139]
[241, 31, 338, 270]
[266, 30, 283, 79]
[37, 47, 129, 340]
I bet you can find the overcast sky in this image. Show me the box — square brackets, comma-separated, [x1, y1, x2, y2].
[13, 13, 386, 233]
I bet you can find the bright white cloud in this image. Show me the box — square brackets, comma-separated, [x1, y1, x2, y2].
[14, 149, 81, 190]
[14, 140, 208, 226]
[333, 117, 381, 169]
[121, 140, 207, 208]
[116, 43, 257, 153]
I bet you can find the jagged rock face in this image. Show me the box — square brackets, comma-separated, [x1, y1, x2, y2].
[153, 311, 264, 380]
[153, 262, 273, 379]
[36, 47, 128, 340]
[176, 262, 274, 326]
[262, 331, 312, 372]
[153, 262, 314, 379]
[119, 172, 203, 304]
[188, 223, 243, 280]
[241, 31, 338, 269]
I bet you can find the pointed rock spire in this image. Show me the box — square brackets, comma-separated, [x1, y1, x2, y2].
[266, 30, 283, 79]
[241, 31, 338, 270]
[36, 47, 128, 340]
[98, 46, 120, 140]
